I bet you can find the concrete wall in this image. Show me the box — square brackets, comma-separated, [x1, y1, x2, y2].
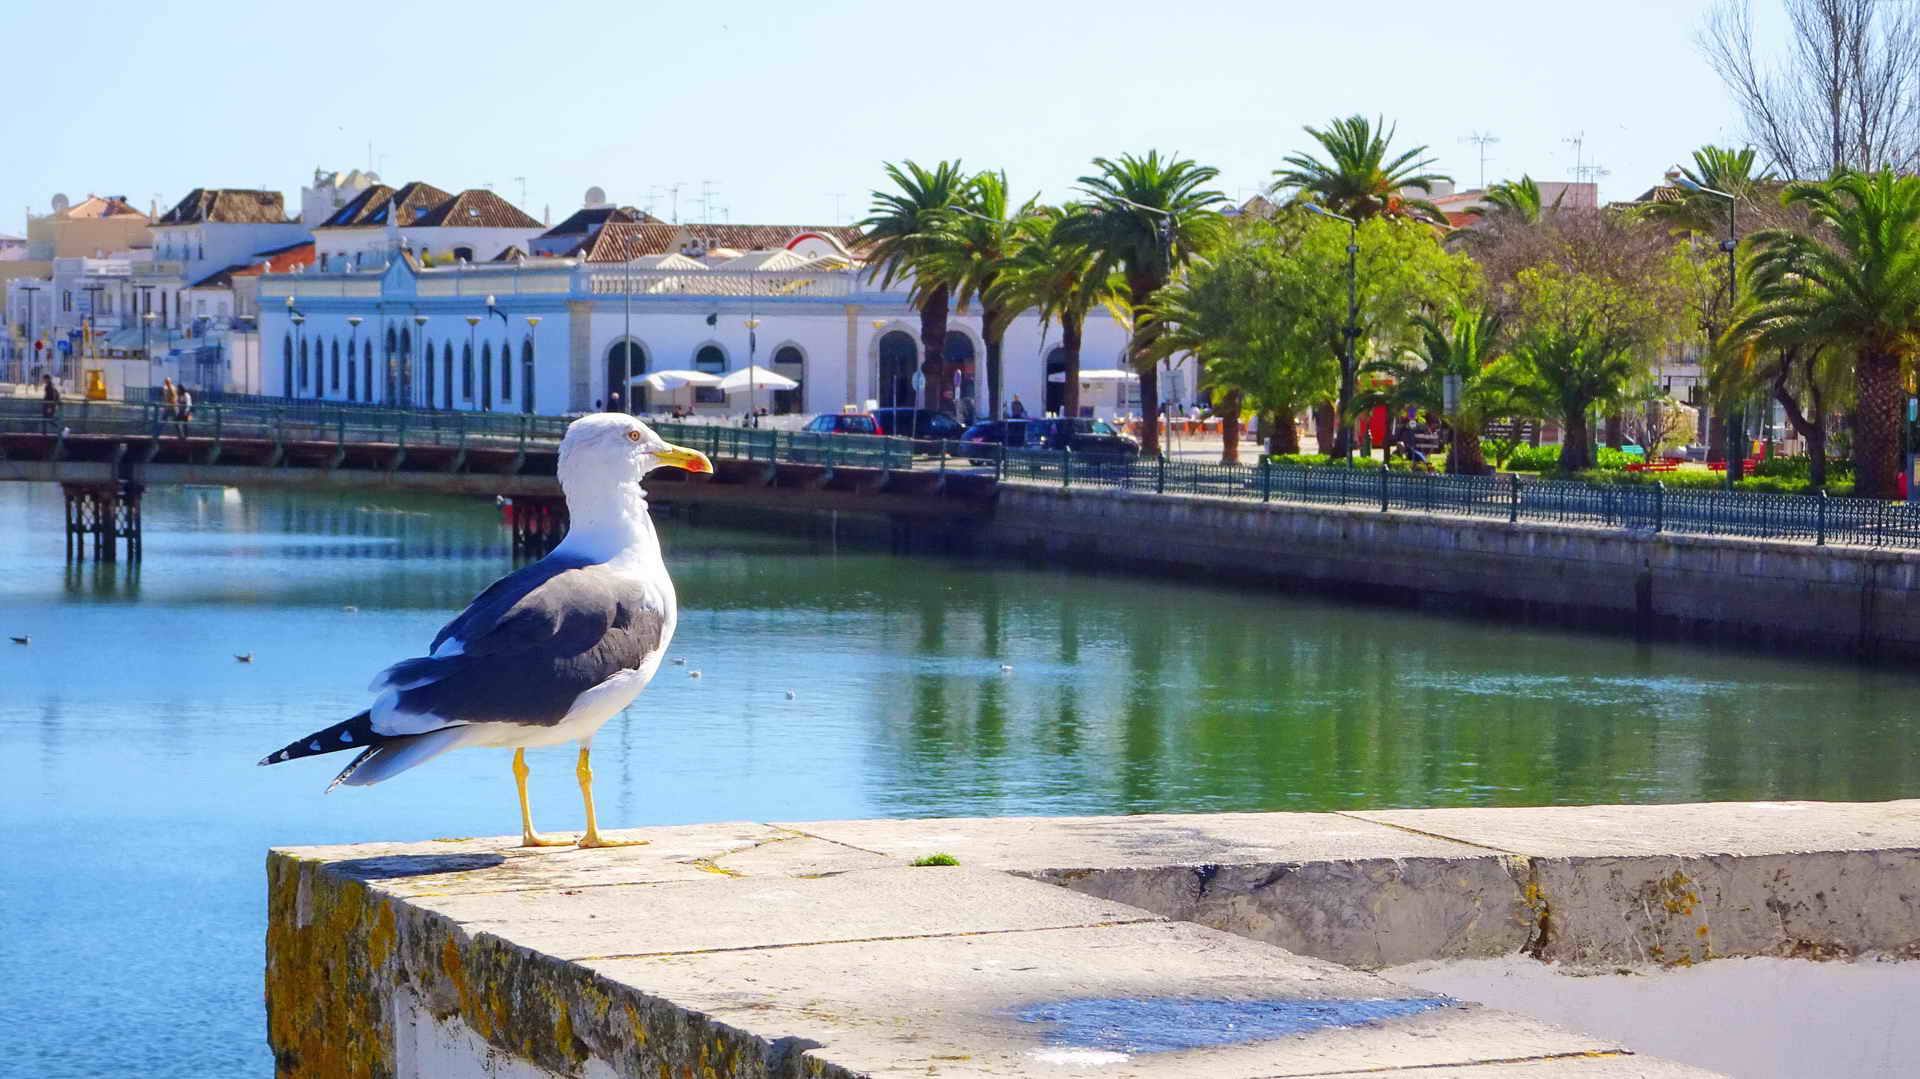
[983, 485, 1920, 661]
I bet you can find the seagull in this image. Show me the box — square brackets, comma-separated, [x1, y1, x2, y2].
[258, 415, 712, 848]
[235, 652, 254, 663]
[9, 636, 27, 645]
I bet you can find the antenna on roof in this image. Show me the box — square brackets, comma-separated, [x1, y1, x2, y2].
[1563, 131, 1587, 184]
[667, 182, 684, 224]
[513, 176, 528, 208]
[699, 180, 718, 224]
[1459, 131, 1500, 190]
[830, 192, 845, 226]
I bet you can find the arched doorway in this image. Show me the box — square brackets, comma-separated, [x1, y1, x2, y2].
[299, 339, 309, 392]
[282, 334, 293, 398]
[943, 331, 976, 414]
[442, 342, 454, 410]
[878, 331, 916, 411]
[329, 339, 340, 396]
[771, 344, 804, 415]
[462, 342, 474, 403]
[347, 343, 358, 401]
[364, 340, 375, 404]
[500, 339, 512, 405]
[605, 340, 647, 413]
[424, 339, 435, 407]
[1044, 346, 1069, 416]
[521, 340, 535, 414]
[399, 327, 413, 406]
[480, 342, 494, 411]
[693, 344, 726, 407]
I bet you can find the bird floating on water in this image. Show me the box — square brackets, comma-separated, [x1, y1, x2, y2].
[785, 689, 796, 700]
[10, 636, 28, 645]
[672, 657, 685, 666]
[342, 605, 359, 613]
[235, 653, 254, 664]
[688, 670, 702, 679]
[259, 416, 712, 849]
[1000, 664, 1014, 673]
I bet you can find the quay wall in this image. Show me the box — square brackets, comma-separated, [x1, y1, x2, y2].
[982, 484, 1920, 661]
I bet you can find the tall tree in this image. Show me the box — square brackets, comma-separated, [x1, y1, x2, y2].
[1729, 169, 1920, 498]
[1272, 115, 1452, 225]
[927, 171, 1033, 421]
[858, 160, 970, 410]
[1358, 302, 1504, 474]
[993, 206, 1111, 422]
[1701, 0, 1920, 178]
[1061, 152, 1228, 455]
[1476, 175, 1558, 225]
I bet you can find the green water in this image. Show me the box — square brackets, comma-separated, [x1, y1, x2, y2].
[2, 482, 1916, 1077]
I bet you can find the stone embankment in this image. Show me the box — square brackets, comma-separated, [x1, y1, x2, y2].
[266, 799, 1920, 1077]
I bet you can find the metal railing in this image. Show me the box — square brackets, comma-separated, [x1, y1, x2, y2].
[13, 399, 1920, 548]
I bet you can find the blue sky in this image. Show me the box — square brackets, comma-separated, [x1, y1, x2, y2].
[5, 0, 1748, 232]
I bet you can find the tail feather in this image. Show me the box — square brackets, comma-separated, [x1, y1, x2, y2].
[258, 711, 383, 766]
[328, 726, 473, 792]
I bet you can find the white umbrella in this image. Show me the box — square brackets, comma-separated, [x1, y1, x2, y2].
[717, 365, 799, 393]
[641, 369, 722, 392]
[1048, 368, 1138, 383]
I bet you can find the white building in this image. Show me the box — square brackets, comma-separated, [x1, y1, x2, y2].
[254, 215, 1158, 422]
[301, 168, 381, 228]
[311, 181, 544, 271]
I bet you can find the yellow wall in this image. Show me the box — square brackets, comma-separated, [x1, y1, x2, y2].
[26, 215, 150, 259]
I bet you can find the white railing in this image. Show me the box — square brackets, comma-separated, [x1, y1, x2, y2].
[586, 269, 856, 299]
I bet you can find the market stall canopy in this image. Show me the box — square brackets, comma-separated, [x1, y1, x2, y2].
[1048, 368, 1138, 383]
[640, 369, 722, 392]
[717, 365, 799, 392]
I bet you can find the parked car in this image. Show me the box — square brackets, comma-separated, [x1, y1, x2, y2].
[802, 413, 886, 436]
[869, 408, 965, 442]
[960, 417, 1141, 464]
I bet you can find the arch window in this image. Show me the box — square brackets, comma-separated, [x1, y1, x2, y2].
[605, 340, 647, 413]
[282, 334, 294, 398]
[1044, 346, 1070, 416]
[500, 339, 512, 402]
[399, 327, 413, 406]
[330, 339, 341, 395]
[771, 344, 805, 415]
[365, 340, 375, 404]
[424, 340, 435, 406]
[877, 330, 917, 410]
[442, 342, 454, 410]
[347, 344, 358, 401]
[452, 246, 474, 263]
[480, 342, 494, 411]
[693, 344, 726, 405]
[299, 338, 310, 390]
[462, 342, 474, 401]
[521, 339, 535, 414]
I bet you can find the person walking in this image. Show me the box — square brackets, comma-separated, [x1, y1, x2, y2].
[161, 377, 178, 415]
[1008, 394, 1028, 419]
[176, 385, 194, 437]
[40, 373, 60, 432]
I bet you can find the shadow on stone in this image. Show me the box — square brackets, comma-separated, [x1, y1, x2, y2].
[328, 853, 507, 880]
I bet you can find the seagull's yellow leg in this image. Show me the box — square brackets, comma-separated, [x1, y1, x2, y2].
[513, 748, 572, 848]
[575, 745, 646, 849]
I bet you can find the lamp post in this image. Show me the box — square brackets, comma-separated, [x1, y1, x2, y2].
[1097, 193, 1178, 447]
[1305, 203, 1361, 461]
[346, 316, 363, 403]
[622, 250, 637, 414]
[1667, 167, 1743, 483]
[413, 314, 429, 409]
[141, 310, 158, 399]
[464, 314, 481, 410]
[744, 316, 761, 428]
[524, 315, 541, 414]
[871, 318, 889, 411]
[19, 283, 39, 383]
[285, 295, 304, 400]
[82, 283, 105, 389]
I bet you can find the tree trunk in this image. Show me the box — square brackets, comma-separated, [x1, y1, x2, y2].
[1311, 402, 1337, 454]
[1558, 410, 1593, 472]
[1218, 389, 1243, 465]
[1707, 409, 1726, 458]
[1604, 413, 1624, 449]
[1773, 352, 1828, 489]
[1853, 349, 1903, 500]
[983, 301, 1004, 422]
[1451, 425, 1488, 475]
[1060, 315, 1083, 420]
[919, 284, 950, 411]
[1266, 409, 1300, 455]
[1130, 282, 1160, 456]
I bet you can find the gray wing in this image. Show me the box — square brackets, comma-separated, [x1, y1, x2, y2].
[369, 559, 666, 731]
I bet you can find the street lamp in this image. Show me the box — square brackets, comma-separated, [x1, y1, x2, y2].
[744, 316, 761, 428]
[871, 318, 889, 410]
[1305, 203, 1361, 461]
[286, 295, 306, 400]
[523, 315, 541, 414]
[413, 314, 429, 409]
[141, 310, 158, 399]
[1667, 166, 1745, 482]
[19, 283, 39, 384]
[464, 314, 481, 410]
[1099, 193, 1179, 448]
[346, 316, 364, 403]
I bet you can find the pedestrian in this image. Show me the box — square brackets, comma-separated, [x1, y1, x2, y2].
[1009, 394, 1028, 419]
[176, 385, 194, 436]
[40, 373, 59, 423]
[162, 377, 178, 414]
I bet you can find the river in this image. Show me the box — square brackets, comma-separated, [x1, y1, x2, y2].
[3, 482, 1918, 1077]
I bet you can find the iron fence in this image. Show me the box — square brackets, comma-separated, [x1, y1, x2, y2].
[15, 398, 1920, 549]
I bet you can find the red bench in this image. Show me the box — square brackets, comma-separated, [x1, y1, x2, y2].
[1625, 460, 1680, 473]
[1706, 456, 1762, 472]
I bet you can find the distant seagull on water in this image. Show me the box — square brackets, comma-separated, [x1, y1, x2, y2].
[259, 415, 712, 848]
[10, 636, 27, 645]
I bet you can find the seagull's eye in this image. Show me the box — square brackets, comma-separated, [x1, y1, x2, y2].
[626, 430, 642, 443]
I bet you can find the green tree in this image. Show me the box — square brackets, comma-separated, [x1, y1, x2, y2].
[1272, 115, 1451, 225]
[1358, 301, 1503, 474]
[1061, 152, 1228, 455]
[859, 160, 970, 410]
[925, 171, 1034, 420]
[1477, 175, 1560, 225]
[1730, 169, 1920, 498]
[993, 206, 1113, 422]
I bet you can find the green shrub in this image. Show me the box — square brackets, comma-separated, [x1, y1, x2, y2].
[910, 853, 959, 867]
[1503, 444, 1563, 472]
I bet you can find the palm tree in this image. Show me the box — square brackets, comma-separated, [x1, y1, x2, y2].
[1272, 115, 1451, 224]
[1060, 152, 1228, 455]
[1477, 175, 1558, 225]
[858, 160, 970, 410]
[1644, 146, 1769, 235]
[993, 206, 1111, 422]
[925, 171, 1034, 420]
[1358, 302, 1504, 474]
[1729, 169, 1920, 498]
[1499, 320, 1640, 473]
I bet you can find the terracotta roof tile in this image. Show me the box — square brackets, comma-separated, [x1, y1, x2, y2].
[675, 224, 863, 252]
[318, 182, 456, 228]
[158, 188, 290, 225]
[541, 205, 661, 238]
[411, 189, 542, 229]
[576, 222, 683, 262]
[64, 194, 146, 220]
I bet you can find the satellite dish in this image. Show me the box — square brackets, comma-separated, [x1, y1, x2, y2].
[585, 185, 607, 208]
[51, 193, 69, 214]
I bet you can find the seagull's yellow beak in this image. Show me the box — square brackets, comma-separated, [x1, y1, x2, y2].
[653, 445, 713, 475]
